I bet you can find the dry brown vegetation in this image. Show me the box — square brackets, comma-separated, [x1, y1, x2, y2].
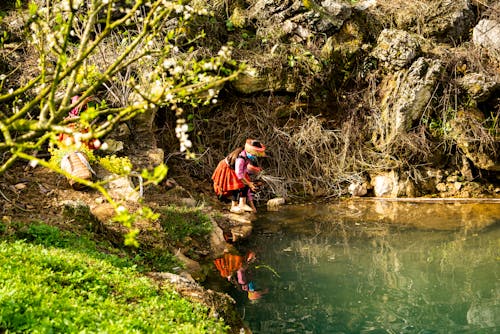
[157, 0, 500, 201]
[1, 0, 499, 204]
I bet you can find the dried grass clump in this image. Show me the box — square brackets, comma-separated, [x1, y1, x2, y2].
[165, 93, 430, 201]
[166, 92, 404, 200]
[450, 110, 499, 158]
[478, 0, 500, 20]
[208, 0, 229, 16]
[370, 0, 472, 39]
[229, 7, 246, 28]
[167, 96, 362, 199]
[427, 42, 499, 157]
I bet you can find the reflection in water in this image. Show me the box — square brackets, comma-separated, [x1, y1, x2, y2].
[229, 201, 500, 333]
[213, 251, 269, 301]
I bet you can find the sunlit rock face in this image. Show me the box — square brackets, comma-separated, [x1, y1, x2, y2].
[457, 72, 500, 103]
[230, 0, 353, 95]
[369, 171, 416, 198]
[379, 57, 443, 135]
[415, 0, 474, 42]
[348, 181, 368, 197]
[371, 29, 421, 71]
[246, 0, 351, 42]
[371, 172, 398, 198]
[449, 109, 500, 172]
[473, 19, 500, 57]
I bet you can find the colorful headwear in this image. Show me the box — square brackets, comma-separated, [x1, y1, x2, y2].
[245, 139, 266, 157]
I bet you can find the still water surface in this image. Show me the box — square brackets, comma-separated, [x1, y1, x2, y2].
[228, 200, 500, 334]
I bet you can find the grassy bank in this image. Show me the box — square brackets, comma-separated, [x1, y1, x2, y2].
[0, 218, 228, 333]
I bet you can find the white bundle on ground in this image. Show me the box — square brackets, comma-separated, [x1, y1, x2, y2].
[267, 197, 285, 210]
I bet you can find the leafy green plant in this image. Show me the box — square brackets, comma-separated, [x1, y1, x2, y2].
[133, 248, 180, 273]
[1, 216, 195, 281]
[225, 19, 235, 31]
[428, 118, 452, 137]
[0, 30, 7, 49]
[0, 240, 228, 333]
[16, 222, 66, 247]
[75, 63, 101, 87]
[98, 155, 133, 176]
[486, 111, 499, 138]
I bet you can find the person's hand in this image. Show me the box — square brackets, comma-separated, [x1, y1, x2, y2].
[249, 182, 257, 192]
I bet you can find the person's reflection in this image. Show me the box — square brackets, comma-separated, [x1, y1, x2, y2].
[214, 251, 268, 301]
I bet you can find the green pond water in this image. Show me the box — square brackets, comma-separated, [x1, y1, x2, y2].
[222, 200, 500, 334]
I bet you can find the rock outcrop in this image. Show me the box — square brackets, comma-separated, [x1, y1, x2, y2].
[214, 0, 499, 198]
[473, 19, 500, 56]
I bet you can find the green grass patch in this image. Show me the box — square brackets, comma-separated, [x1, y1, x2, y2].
[160, 205, 213, 243]
[131, 248, 180, 273]
[0, 207, 224, 332]
[16, 222, 68, 247]
[8, 221, 132, 269]
[0, 239, 228, 333]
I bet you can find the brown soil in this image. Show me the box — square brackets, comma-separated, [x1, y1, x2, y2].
[1, 164, 86, 224]
[0, 159, 219, 221]
[0, 160, 225, 259]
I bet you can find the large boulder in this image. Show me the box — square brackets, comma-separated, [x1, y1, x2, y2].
[230, 0, 353, 94]
[100, 171, 141, 202]
[370, 170, 416, 198]
[209, 219, 229, 257]
[230, 65, 297, 94]
[417, 0, 474, 42]
[371, 29, 421, 71]
[246, 0, 351, 42]
[364, 0, 474, 43]
[449, 108, 500, 172]
[457, 72, 500, 102]
[375, 57, 443, 144]
[369, 171, 395, 198]
[473, 19, 500, 58]
[348, 181, 368, 197]
[320, 21, 364, 70]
